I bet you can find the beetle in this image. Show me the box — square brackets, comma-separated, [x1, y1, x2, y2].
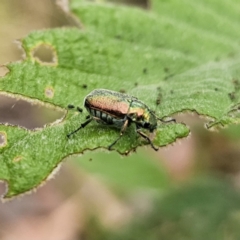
[67, 89, 175, 150]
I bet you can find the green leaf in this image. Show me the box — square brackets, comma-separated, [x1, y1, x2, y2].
[0, 0, 239, 198]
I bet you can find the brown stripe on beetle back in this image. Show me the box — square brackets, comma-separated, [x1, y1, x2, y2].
[85, 95, 130, 118]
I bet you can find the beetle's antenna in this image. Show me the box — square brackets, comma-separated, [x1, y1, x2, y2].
[150, 110, 176, 124]
[156, 116, 176, 123]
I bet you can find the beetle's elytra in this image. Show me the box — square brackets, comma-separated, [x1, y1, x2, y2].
[67, 89, 175, 151]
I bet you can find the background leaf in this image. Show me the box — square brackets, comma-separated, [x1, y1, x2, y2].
[0, 0, 239, 198]
[105, 177, 240, 240]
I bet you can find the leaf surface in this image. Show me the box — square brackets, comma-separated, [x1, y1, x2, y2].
[0, 0, 240, 198]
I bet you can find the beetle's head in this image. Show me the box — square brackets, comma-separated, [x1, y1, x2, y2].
[136, 110, 157, 132]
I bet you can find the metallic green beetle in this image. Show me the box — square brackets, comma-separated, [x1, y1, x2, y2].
[67, 89, 175, 150]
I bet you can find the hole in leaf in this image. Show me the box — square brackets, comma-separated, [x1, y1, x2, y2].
[0, 66, 9, 77]
[13, 156, 23, 163]
[0, 94, 64, 129]
[0, 131, 7, 148]
[45, 86, 54, 98]
[31, 43, 57, 65]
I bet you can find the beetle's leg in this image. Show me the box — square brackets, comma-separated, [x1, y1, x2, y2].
[108, 119, 129, 150]
[67, 104, 83, 113]
[108, 98, 134, 150]
[67, 104, 75, 109]
[67, 117, 93, 138]
[151, 109, 176, 124]
[136, 129, 159, 151]
[76, 107, 83, 113]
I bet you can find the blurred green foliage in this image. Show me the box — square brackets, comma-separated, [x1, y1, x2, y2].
[86, 177, 240, 240]
[75, 150, 169, 193]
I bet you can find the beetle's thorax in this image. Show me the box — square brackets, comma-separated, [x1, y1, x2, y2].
[131, 108, 157, 131]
